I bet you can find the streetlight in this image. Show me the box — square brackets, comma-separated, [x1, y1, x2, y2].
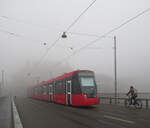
[62, 32, 67, 38]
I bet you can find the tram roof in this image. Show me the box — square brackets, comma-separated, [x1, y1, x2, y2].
[29, 69, 93, 88]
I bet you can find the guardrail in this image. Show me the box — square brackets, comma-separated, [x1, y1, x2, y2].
[99, 97, 150, 109]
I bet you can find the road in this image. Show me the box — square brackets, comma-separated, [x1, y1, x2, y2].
[15, 97, 150, 128]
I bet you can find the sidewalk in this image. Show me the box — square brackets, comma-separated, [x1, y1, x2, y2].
[0, 96, 12, 128]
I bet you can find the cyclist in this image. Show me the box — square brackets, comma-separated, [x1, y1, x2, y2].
[126, 86, 138, 105]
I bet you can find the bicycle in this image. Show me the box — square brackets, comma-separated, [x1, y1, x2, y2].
[124, 95, 142, 109]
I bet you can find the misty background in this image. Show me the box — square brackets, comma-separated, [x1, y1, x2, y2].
[0, 0, 150, 96]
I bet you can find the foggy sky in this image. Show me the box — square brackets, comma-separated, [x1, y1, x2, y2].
[0, 0, 150, 94]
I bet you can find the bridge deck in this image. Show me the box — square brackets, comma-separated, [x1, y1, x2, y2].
[15, 97, 150, 128]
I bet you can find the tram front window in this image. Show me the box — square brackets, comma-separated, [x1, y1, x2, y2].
[80, 77, 95, 87]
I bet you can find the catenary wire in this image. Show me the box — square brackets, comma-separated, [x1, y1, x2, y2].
[28, 0, 98, 73]
[65, 0, 97, 32]
[0, 16, 51, 29]
[51, 7, 150, 68]
[0, 28, 44, 44]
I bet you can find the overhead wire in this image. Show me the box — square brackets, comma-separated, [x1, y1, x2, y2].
[65, 0, 97, 32]
[0, 16, 61, 70]
[0, 28, 45, 44]
[36, 0, 97, 63]
[0, 28, 49, 66]
[28, 0, 97, 74]
[0, 0, 98, 78]
[51, 7, 150, 68]
[68, 7, 150, 38]
[34, 36, 62, 67]
[67, 31, 100, 38]
[0, 16, 51, 29]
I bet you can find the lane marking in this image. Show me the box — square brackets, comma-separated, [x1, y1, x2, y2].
[99, 111, 127, 118]
[12, 98, 23, 128]
[104, 115, 135, 124]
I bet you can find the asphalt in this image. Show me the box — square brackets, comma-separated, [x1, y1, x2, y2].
[0, 96, 12, 128]
[15, 97, 150, 128]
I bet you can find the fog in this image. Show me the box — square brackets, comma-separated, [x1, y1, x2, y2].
[0, 0, 150, 96]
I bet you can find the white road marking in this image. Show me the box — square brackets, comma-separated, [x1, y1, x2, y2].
[12, 98, 23, 128]
[99, 111, 127, 118]
[104, 115, 135, 124]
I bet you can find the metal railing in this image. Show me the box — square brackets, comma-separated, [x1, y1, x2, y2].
[99, 96, 150, 109]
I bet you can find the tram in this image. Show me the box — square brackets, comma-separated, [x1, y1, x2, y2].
[28, 70, 99, 106]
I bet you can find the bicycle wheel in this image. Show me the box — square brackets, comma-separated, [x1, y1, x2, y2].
[124, 99, 130, 108]
[135, 99, 142, 109]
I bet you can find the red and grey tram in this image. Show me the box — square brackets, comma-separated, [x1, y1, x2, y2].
[28, 70, 99, 106]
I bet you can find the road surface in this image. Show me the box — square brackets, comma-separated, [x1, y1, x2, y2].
[15, 97, 150, 128]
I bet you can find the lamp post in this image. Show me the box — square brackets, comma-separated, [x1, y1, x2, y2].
[0, 82, 1, 97]
[1, 70, 4, 96]
[114, 36, 117, 104]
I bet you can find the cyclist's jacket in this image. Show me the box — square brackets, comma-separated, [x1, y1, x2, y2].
[127, 88, 138, 96]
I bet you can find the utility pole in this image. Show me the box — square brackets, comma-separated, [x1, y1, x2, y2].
[114, 36, 117, 104]
[0, 82, 1, 97]
[1, 70, 4, 96]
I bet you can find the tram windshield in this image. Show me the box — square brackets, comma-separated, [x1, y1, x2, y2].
[80, 77, 95, 87]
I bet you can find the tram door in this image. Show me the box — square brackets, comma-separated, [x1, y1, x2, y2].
[66, 80, 72, 105]
[49, 84, 53, 102]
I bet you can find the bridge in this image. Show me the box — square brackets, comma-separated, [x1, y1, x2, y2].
[0, 96, 150, 128]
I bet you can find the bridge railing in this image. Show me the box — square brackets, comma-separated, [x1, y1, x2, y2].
[99, 96, 150, 109]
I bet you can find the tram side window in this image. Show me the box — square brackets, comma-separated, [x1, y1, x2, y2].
[40, 86, 44, 94]
[39, 87, 42, 94]
[35, 88, 38, 95]
[46, 84, 49, 94]
[37, 86, 41, 94]
[49, 84, 51, 93]
[43, 85, 47, 95]
[40, 86, 42, 94]
[37, 87, 40, 94]
[48, 84, 53, 94]
[55, 80, 64, 94]
[62, 79, 66, 93]
[42, 86, 45, 95]
[41, 86, 43, 94]
[46, 85, 49, 94]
